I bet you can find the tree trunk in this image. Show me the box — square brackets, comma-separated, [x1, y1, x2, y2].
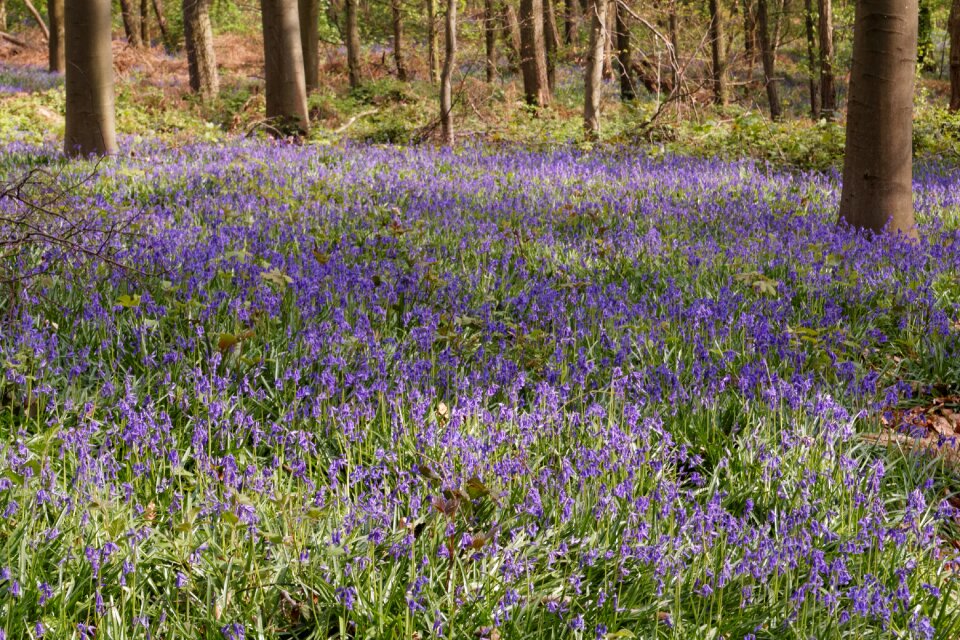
[119, 0, 142, 46]
[564, 0, 575, 44]
[803, 0, 819, 118]
[64, 0, 117, 156]
[614, 1, 633, 100]
[391, 0, 408, 80]
[345, 0, 362, 87]
[543, 0, 560, 89]
[152, 0, 171, 47]
[817, 0, 835, 118]
[485, 0, 496, 81]
[520, 0, 551, 105]
[49, 0, 65, 72]
[742, 0, 756, 64]
[709, 0, 727, 105]
[262, 0, 310, 134]
[299, 0, 319, 90]
[141, 0, 152, 44]
[949, 0, 959, 111]
[23, 0, 49, 40]
[440, 0, 456, 143]
[427, 0, 440, 82]
[756, 0, 781, 119]
[502, 3, 522, 73]
[602, 1, 613, 79]
[184, 0, 219, 100]
[669, 2, 679, 88]
[839, 0, 918, 236]
[583, 0, 605, 137]
[0, 0, 5, 31]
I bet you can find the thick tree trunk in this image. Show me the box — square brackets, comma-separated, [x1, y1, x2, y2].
[502, 3, 522, 73]
[440, 0, 456, 143]
[520, 0, 551, 105]
[64, 0, 117, 156]
[818, 0, 835, 118]
[614, 1, 633, 100]
[543, 0, 560, 89]
[299, 0, 319, 90]
[262, 0, 310, 134]
[119, 0, 142, 46]
[184, 0, 219, 100]
[949, 0, 959, 110]
[803, 0, 819, 118]
[757, 0, 781, 119]
[709, 0, 727, 105]
[583, 0, 605, 137]
[485, 0, 496, 81]
[141, 0, 152, 44]
[344, 0, 361, 87]
[391, 0, 408, 80]
[427, 0, 440, 82]
[839, 0, 918, 236]
[49, 0, 65, 72]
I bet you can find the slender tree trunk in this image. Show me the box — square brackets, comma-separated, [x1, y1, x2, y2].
[668, 2, 679, 88]
[440, 0, 456, 143]
[602, 1, 614, 79]
[818, 0, 835, 118]
[742, 0, 756, 63]
[485, 0, 496, 81]
[583, 0, 605, 137]
[502, 3, 522, 73]
[119, 0, 142, 46]
[803, 0, 819, 118]
[345, 0, 362, 87]
[839, 0, 918, 236]
[427, 0, 440, 82]
[391, 0, 408, 80]
[949, 0, 959, 110]
[299, 0, 319, 90]
[23, 0, 49, 40]
[709, 0, 727, 105]
[184, 0, 219, 100]
[757, 0, 781, 119]
[141, 0, 152, 44]
[262, 0, 310, 134]
[49, 0, 65, 72]
[564, 0, 575, 44]
[0, 0, 6, 31]
[614, 1, 633, 100]
[152, 0, 171, 47]
[520, 0, 551, 105]
[543, 0, 560, 89]
[64, 0, 117, 156]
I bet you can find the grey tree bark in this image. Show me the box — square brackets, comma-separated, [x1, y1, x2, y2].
[49, 0, 65, 73]
[440, 0, 456, 143]
[756, 0, 781, 119]
[818, 0, 835, 118]
[583, 0, 605, 138]
[299, 0, 319, 90]
[64, 0, 118, 156]
[949, 0, 959, 110]
[839, 0, 918, 236]
[345, 0, 362, 87]
[391, 0, 408, 80]
[262, 0, 310, 134]
[184, 0, 219, 100]
[427, 0, 440, 82]
[803, 0, 819, 118]
[119, 0, 142, 46]
[613, 1, 633, 100]
[520, 0, 551, 105]
[709, 0, 727, 105]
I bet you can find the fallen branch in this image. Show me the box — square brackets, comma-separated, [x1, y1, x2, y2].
[334, 108, 379, 134]
[0, 30, 28, 48]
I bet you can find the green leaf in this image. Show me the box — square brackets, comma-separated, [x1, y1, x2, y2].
[116, 294, 141, 308]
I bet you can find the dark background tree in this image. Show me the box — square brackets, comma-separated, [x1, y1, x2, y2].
[839, 0, 918, 236]
[49, 0, 64, 72]
[298, 0, 320, 90]
[709, 0, 727, 105]
[345, 0, 362, 87]
[951, 0, 959, 111]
